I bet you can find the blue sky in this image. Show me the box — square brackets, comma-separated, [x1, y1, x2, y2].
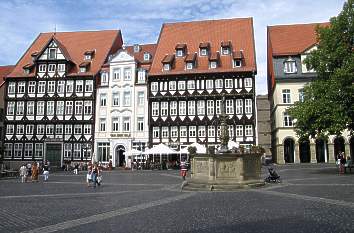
[0, 0, 345, 94]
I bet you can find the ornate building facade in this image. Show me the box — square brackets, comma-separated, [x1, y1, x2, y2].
[148, 18, 257, 151]
[3, 30, 123, 168]
[94, 44, 156, 167]
[267, 22, 353, 164]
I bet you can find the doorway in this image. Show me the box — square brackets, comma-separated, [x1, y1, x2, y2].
[115, 145, 125, 167]
[334, 137, 345, 160]
[316, 139, 328, 163]
[284, 138, 295, 163]
[299, 139, 311, 163]
[46, 143, 62, 167]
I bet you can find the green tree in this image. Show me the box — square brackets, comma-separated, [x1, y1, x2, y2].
[289, 0, 354, 139]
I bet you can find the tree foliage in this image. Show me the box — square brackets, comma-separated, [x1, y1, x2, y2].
[289, 0, 354, 139]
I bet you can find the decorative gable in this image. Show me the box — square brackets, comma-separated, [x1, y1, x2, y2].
[36, 37, 72, 61]
[110, 50, 135, 63]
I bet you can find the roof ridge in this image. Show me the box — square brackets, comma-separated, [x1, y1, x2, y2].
[40, 29, 120, 34]
[268, 21, 329, 28]
[164, 17, 252, 26]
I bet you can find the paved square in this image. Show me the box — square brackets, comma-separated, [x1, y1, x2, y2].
[0, 164, 353, 233]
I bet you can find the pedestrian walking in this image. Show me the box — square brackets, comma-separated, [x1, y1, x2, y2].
[340, 152, 346, 174]
[43, 162, 49, 181]
[19, 164, 27, 183]
[73, 163, 79, 175]
[31, 162, 39, 182]
[180, 160, 188, 180]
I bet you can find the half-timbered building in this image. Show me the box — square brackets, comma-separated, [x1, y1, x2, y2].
[94, 44, 156, 167]
[148, 18, 257, 151]
[3, 30, 122, 168]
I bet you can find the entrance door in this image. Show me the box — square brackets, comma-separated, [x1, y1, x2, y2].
[316, 139, 327, 163]
[334, 137, 345, 160]
[46, 143, 62, 167]
[284, 138, 295, 163]
[115, 145, 125, 167]
[299, 140, 311, 163]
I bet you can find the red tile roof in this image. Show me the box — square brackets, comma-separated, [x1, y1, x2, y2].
[7, 30, 123, 78]
[126, 44, 157, 69]
[267, 22, 329, 95]
[150, 18, 257, 76]
[0, 65, 14, 87]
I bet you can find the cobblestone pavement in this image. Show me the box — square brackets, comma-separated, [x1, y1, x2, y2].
[0, 164, 353, 233]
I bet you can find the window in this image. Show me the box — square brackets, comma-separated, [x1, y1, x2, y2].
[57, 81, 65, 93]
[283, 112, 293, 127]
[236, 99, 243, 114]
[46, 125, 54, 135]
[138, 70, 146, 83]
[225, 79, 233, 89]
[4, 143, 12, 157]
[85, 54, 91, 60]
[75, 101, 83, 115]
[176, 49, 184, 57]
[74, 125, 82, 134]
[76, 80, 83, 93]
[47, 81, 55, 93]
[65, 125, 72, 135]
[208, 125, 215, 137]
[80, 67, 86, 73]
[143, 53, 150, 61]
[180, 126, 187, 137]
[170, 101, 177, 116]
[37, 125, 45, 134]
[198, 126, 206, 137]
[187, 80, 195, 90]
[66, 81, 74, 93]
[99, 118, 106, 131]
[47, 101, 55, 115]
[65, 101, 73, 115]
[124, 68, 132, 80]
[238, 79, 243, 88]
[236, 125, 243, 137]
[101, 72, 108, 85]
[178, 81, 185, 91]
[8, 82, 15, 94]
[244, 78, 252, 88]
[64, 144, 72, 158]
[16, 102, 24, 115]
[137, 117, 144, 131]
[24, 144, 33, 158]
[17, 125, 24, 134]
[282, 89, 291, 103]
[163, 64, 171, 71]
[179, 101, 186, 115]
[222, 47, 230, 55]
[197, 100, 205, 115]
[123, 91, 131, 106]
[153, 127, 159, 138]
[284, 59, 297, 73]
[169, 81, 176, 91]
[85, 80, 93, 92]
[38, 81, 46, 93]
[207, 100, 214, 115]
[152, 102, 159, 116]
[84, 125, 91, 134]
[123, 117, 130, 132]
[100, 94, 107, 106]
[151, 82, 158, 92]
[48, 64, 56, 72]
[73, 144, 81, 159]
[162, 127, 168, 138]
[213, 102, 222, 117]
[245, 99, 252, 114]
[161, 102, 168, 116]
[58, 64, 65, 72]
[56, 125, 63, 135]
[113, 68, 120, 80]
[233, 59, 242, 68]
[186, 62, 193, 70]
[170, 126, 177, 138]
[206, 80, 214, 90]
[299, 89, 305, 102]
[6, 125, 14, 134]
[226, 99, 234, 114]
[137, 92, 144, 106]
[18, 82, 25, 93]
[189, 126, 196, 137]
[215, 79, 223, 89]
[57, 101, 64, 115]
[200, 48, 208, 56]
[112, 118, 119, 132]
[210, 61, 217, 69]
[49, 48, 56, 59]
[39, 64, 46, 72]
[188, 101, 195, 116]
[35, 143, 43, 158]
[245, 125, 253, 136]
[229, 125, 234, 138]
[14, 143, 23, 158]
[28, 81, 36, 93]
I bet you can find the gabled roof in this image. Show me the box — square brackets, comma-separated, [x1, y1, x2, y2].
[0, 65, 15, 87]
[8, 30, 123, 78]
[267, 22, 329, 96]
[150, 17, 257, 76]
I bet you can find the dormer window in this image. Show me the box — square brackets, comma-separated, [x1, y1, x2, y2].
[163, 64, 170, 71]
[232, 51, 244, 68]
[23, 63, 34, 74]
[162, 54, 175, 71]
[199, 42, 210, 56]
[84, 50, 95, 60]
[185, 53, 197, 70]
[284, 58, 297, 73]
[175, 44, 186, 57]
[221, 41, 231, 55]
[143, 53, 150, 61]
[210, 61, 217, 69]
[133, 44, 140, 53]
[209, 52, 220, 69]
[79, 61, 90, 73]
[85, 54, 91, 60]
[80, 67, 86, 73]
[186, 62, 193, 70]
[49, 48, 56, 59]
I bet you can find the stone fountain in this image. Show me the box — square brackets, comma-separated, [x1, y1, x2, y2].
[183, 96, 264, 191]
